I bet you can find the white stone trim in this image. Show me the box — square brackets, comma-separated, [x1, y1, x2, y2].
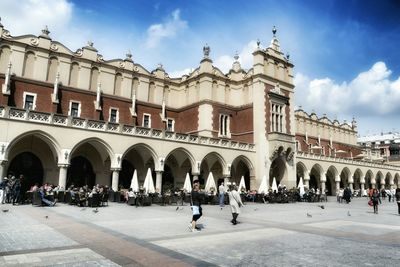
[142, 113, 151, 128]
[22, 92, 37, 110]
[109, 107, 119, 123]
[68, 100, 81, 117]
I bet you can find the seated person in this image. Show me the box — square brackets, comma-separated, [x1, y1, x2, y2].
[39, 186, 56, 206]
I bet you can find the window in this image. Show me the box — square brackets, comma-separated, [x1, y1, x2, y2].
[23, 92, 36, 110]
[166, 118, 175, 132]
[109, 108, 119, 123]
[69, 101, 81, 117]
[143, 113, 151, 128]
[271, 103, 284, 133]
[219, 114, 230, 137]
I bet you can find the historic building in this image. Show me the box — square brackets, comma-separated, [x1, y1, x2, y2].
[358, 132, 400, 166]
[0, 22, 399, 195]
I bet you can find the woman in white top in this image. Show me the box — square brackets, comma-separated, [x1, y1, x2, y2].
[228, 184, 244, 225]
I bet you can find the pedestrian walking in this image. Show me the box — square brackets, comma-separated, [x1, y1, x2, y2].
[0, 177, 7, 204]
[395, 188, 400, 215]
[189, 180, 202, 232]
[228, 184, 243, 225]
[218, 182, 225, 208]
[371, 188, 380, 214]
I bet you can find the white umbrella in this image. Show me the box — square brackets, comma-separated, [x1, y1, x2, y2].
[183, 172, 192, 193]
[143, 168, 155, 194]
[297, 177, 305, 197]
[204, 172, 216, 193]
[258, 175, 268, 193]
[238, 176, 246, 192]
[130, 169, 139, 192]
[271, 177, 278, 192]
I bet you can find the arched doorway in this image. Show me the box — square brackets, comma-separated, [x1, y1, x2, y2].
[326, 166, 338, 196]
[296, 162, 307, 187]
[67, 156, 95, 188]
[8, 152, 43, 192]
[162, 164, 175, 191]
[309, 164, 323, 191]
[231, 156, 252, 190]
[119, 159, 135, 189]
[269, 157, 286, 186]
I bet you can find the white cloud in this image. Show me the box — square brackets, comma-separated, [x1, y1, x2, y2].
[145, 9, 187, 48]
[169, 68, 192, 78]
[0, 0, 73, 36]
[214, 40, 258, 73]
[294, 61, 400, 130]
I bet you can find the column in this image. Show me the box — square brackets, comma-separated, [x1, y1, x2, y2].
[111, 169, 120, 192]
[320, 181, 326, 195]
[349, 182, 353, 191]
[360, 181, 365, 196]
[0, 161, 5, 182]
[155, 171, 163, 193]
[58, 165, 68, 190]
[304, 176, 310, 189]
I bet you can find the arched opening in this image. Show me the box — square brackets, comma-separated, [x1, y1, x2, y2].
[326, 166, 338, 196]
[163, 148, 194, 192]
[0, 45, 11, 73]
[23, 51, 35, 78]
[385, 173, 392, 189]
[90, 67, 99, 91]
[296, 162, 307, 187]
[47, 57, 58, 82]
[376, 171, 383, 190]
[119, 159, 135, 189]
[365, 170, 373, 190]
[309, 164, 323, 191]
[353, 169, 363, 190]
[200, 152, 224, 189]
[69, 62, 79, 87]
[8, 152, 43, 192]
[114, 73, 122, 96]
[340, 167, 351, 188]
[231, 156, 252, 190]
[67, 156, 95, 188]
[269, 157, 286, 186]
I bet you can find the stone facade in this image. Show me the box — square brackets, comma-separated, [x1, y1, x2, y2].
[0, 23, 399, 194]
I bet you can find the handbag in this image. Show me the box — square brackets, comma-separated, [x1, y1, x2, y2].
[368, 200, 373, 206]
[191, 205, 200, 215]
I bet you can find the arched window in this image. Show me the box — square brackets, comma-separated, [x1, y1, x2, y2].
[131, 77, 139, 98]
[69, 62, 79, 87]
[114, 73, 122, 96]
[90, 67, 99, 91]
[23, 51, 35, 78]
[0, 46, 11, 73]
[148, 82, 155, 102]
[47, 57, 58, 82]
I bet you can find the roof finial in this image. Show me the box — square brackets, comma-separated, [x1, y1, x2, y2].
[88, 40, 94, 47]
[256, 38, 260, 48]
[234, 51, 239, 61]
[272, 26, 277, 37]
[126, 50, 132, 59]
[42, 25, 50, 36]
[203, 43, 210, 58]
[0, 17, 3, 27]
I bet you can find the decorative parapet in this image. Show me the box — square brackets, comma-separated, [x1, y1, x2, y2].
[297, 151, 400, 171]
[0, 107, 255, 152]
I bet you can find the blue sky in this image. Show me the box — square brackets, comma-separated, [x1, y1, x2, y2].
[1, 0, 399, 136]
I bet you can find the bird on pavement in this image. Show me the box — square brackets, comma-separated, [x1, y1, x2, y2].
[347, 211, 351, 216]
[317, 205, 325, 209]
[176, 206, 179, 211]
[80, 208, 86, 211]
[45, 215, 49, 219]
[2, 209, 9, 212]
[92, 208, 99, 213]
[254, 208, 258, 211]
[307, 213, 312, 217]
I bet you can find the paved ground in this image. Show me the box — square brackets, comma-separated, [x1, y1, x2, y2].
[0, 197, 399, 266]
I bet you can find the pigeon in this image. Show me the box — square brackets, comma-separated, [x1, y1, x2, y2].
[254, 208, 258, 211]
[45, 215, 48, 219]
[80, 208, 86, 211]
[347, 211, 351, 216]
[307, 213, 312, 217]
[92, 208, 99, 213]
[317, 205, 325, 209]
[2, 209, 9, 212]
[176, 207, 179, 211]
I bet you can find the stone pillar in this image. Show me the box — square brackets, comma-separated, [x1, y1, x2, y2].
[0, 161, 6, 182]
[58, 165, 68, 190]
[111, 169, 120, 191]
[360, 182, 365, 196]
[304, 175, 310, 189]
[321, 181, 326, 195]
[349, 182, 353, 191]
[155, 171, 163, 193]
[192, 174, 199, 182]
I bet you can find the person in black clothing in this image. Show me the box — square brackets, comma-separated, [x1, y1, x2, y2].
[12, 176, 21, 205]
[189, 180, 202, 232]
[395, 188, 400, 215]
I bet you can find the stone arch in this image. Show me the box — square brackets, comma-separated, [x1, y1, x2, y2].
[231, 155, 254, 190]
[69, 62, 79, 87]
[326, 165, 339, 196]
[385, 172, 392, 189]
[121, 143, 158, 187]
[164, 147, 196, 189]
[69, 138, 114, 187]
[296, 161, 308, 186]
[199, 152, 226, 187]
[148, 82, 156, 103]
[5, 131, 61, 189]
[353, 168, 363, 191]
[376, 171, 384, 189]
[269, 156, 287, 187]
[340, 167, 352, 188]
[365, 169, 374, 190]
[89, 67, 99, 91]
[22, 51, 35, 78]
[47, 56, 58, 82]
[394, 173, 400, 188]
[309, 163, 324, 190]
[114, 72, 122, 96]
